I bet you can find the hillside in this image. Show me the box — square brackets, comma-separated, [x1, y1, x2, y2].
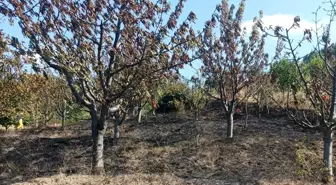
[0, 107, 330, 185]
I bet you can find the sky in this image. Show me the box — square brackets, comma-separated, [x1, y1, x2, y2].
[0, 0, 333, 79]
[173, 0, 332, 79]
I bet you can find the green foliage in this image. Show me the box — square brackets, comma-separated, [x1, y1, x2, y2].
[156, 77, 210, 117]
[303, 55, 326, 79]
[271, 59, 302, 91]
[0, 116, 16, 130]
[66, 104, 90, 123]
[157, 81, 191, 113]
[188, 87, 209, 119]
[186, 75, 210, 120]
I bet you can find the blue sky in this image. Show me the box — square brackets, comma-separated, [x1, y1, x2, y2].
[0, 0, 331, 78]
[174, 0, 330, 79]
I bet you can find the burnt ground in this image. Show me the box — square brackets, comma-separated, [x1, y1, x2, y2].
[0, 106, 332, 185]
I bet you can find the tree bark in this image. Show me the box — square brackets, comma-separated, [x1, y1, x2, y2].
[61, 100, 67, 130]
[90, 105, 108, 175]
[61, 110, 66, 130]
[227, 111, 234, 138]
[138, 107, 142, 123]
[114, 118, 119, 139]
[244, 101, 248, 129]
[34, 105, 39, 128]
[323, 129, 334, 181]
[256, 95, 261, 122]
[323, 73, 336, 182]
[92, 125, 105, 175]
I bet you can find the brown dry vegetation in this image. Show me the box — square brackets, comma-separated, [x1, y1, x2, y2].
[0, 104, 332, 185]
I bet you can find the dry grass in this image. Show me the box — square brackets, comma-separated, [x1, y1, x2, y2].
[13, 173, 184, 185]
[0, 107, 332, 185]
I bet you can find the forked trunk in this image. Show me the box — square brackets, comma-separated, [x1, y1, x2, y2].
[323, 129, 334, 182]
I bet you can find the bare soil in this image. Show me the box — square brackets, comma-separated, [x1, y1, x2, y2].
[0, 107, 331, 185]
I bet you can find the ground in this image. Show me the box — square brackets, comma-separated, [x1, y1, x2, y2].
[0, 105, 332, 185]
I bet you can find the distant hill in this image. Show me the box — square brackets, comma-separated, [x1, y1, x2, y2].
[302, 43, 336, 62]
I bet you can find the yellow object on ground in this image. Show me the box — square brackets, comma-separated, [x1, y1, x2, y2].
[17, 118, 24, 129]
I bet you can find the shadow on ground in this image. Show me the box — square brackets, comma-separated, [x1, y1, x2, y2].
[0, 110, 327, 185]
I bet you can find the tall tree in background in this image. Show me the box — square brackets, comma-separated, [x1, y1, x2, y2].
[1, 0, 200, 174]
[198, 0, 268, 138]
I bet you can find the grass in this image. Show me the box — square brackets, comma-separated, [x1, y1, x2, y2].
[0, 104, 332, 185]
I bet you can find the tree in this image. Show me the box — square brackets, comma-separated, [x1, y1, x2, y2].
[261, 1, 336, 181]
[1, 0, 200, 174]
[53, 77, 73, 129]
[271, 59, 302, 108]
[185, 73, 210, 121]
[0, 30, 28, 129]
[22, 73, 54, 127]
[157, 80, 190, 114]
[271, 59, 301, 91]
[198, 0, 268, 138]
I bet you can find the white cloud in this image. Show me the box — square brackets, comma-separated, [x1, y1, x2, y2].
[242, 14, 328, 35]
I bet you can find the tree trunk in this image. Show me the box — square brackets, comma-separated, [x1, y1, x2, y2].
[61, 100, 67, 130]
[244, 102, 248, 129]
[256, 95, 261, 122]
[227, 111, 234, 138]
[34, 106, 39, 128]
[92, 125, 105, 175]
[322, 73, 336, 182]
[91, 105, 108, 175]
[61, 110, 66, 130]
[114, 118, 119, 139]
[286, 90, 290, 109]
[323, 129, 334, 181]
[138, 107, 142, 123]
[119, 112, 127, 126]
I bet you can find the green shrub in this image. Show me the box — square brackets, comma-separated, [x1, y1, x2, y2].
[157, 82, 190, 113]
[0, 116, 16, 130]
[188, 87, 210, 120]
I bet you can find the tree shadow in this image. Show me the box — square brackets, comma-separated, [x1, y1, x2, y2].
[0, 112, 326, 185]
[0, 131, 92, 185]
[103, 112, 324, 184]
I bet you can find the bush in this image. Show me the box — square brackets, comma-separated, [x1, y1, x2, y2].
[188, 87, 210, 120]
[0, 116, 16, 130]
[156, 82, 190, 113]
